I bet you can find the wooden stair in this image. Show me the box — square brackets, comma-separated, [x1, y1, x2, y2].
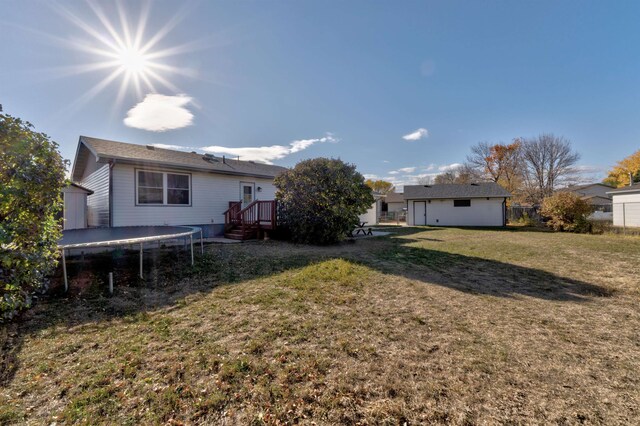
[224, 226, 258, 240]
[223, 200, 276, 241]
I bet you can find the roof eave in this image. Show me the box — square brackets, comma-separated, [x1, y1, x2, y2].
[106, 156, 282, 179]
[607, 188, 640, 195]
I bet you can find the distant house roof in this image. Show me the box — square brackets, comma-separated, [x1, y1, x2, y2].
[560, 182, 614, 192]
[607, 184, 640, 195]
[385, 192, 404, 203]
[404, 182, 511, 199]
[72, 136, 288, 181]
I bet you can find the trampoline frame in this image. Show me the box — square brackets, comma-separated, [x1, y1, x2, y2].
[57, 226, 204, 291]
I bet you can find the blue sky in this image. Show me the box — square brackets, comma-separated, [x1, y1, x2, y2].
[2, 0, 639, 188]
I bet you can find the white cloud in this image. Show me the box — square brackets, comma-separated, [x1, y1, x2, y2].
[201, 134, 337, 164]
[438, 163, 462, 172]
[402, 128, 429, 141]
[397, 167, 416, 173]
[388, 171, 399, 175]
[124, 94, 194, 132]
[152, 143, 193, 151]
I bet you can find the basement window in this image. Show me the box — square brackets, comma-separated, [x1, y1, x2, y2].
[137, 170, 191, 206]
[453, 199, 471, 207]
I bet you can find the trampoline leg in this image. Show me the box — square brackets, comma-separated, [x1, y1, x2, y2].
[200, 229, 204, 255]
[62, 249, 68, 292]
[108, 272, 113, 295]
[190, 234, 194, 266]
[139, 243, 144, 279]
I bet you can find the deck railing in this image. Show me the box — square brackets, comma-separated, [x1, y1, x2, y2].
[224, 200, 277, 234]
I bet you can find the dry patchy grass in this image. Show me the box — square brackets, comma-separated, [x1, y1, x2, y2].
[1, 226, 640, 424]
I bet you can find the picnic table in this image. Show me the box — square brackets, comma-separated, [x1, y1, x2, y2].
[349, 222, 373, 237]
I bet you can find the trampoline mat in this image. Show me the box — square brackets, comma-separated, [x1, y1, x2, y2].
[58, 226, 200, 249]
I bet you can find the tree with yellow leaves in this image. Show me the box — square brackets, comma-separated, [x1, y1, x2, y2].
[604, 150, 640, 187]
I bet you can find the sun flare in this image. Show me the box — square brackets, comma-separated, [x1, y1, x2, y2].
[49, 1, 203, 111]
[116, 46, 150, 76]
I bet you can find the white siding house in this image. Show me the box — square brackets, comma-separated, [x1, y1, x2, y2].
[70, 136, 286, 237]
[404, 183, 510, 227]
[608, 184, 640, 228]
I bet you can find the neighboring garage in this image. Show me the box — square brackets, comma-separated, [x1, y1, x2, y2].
[405, 182, 510, 227]
[608, 184, 640, 228]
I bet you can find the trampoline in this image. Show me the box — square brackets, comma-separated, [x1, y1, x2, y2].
[57, 226, 203, 291]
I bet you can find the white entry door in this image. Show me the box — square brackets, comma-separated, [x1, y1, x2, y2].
[240, 182, 255, 207]
[414, 201, 427, 225]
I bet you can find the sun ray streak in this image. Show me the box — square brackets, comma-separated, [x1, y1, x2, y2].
[138, 2, 196, 54]
[134, 0, 151, 50]
[116, 0, 133, 48]
[85, 0, 127, 50]
[51, 1, 122, 52]
[145, 68, 181, 93]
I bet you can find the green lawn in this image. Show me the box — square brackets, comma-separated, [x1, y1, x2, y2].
[2, 226, 639, 424]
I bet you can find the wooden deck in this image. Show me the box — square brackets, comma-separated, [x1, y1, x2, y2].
[223, 200, 277, 240]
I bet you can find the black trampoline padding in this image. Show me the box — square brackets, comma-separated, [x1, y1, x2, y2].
[58, 226, 201, 249]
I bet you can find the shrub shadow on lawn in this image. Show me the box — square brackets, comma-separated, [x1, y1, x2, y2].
[372, 242, 614, 302]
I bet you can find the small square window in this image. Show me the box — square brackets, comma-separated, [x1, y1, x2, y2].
[454, 199, 471, 207]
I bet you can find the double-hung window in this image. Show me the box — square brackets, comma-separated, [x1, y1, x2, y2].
[137, 170, 190, 206]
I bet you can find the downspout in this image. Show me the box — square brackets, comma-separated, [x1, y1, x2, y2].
[502, 197, 507, 226]
[108, 160, 115, 228]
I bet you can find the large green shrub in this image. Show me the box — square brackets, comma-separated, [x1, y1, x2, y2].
[540, 192, 593, 232]
[275, 158, 374, 244]
[1, 113, 66, 320]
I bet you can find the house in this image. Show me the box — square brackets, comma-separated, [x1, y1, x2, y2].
[61, 183, 93, 230]
[559, 183, 614, 207]
[359, 192, 383, 225]
[381, 192, 406, 220]
[607, 184, 640, 228]
[71, 136, 287, 239]
[404, 182, 510, 227]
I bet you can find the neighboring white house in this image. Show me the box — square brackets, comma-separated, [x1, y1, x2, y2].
[358, 192, 383, 225]
[559, 182, 614, 208]
[382, 192, 405, 220]
[70, 136, 287, 238]
[404, 183, 510, 227]
[61, 183, 93, 230]
[608, 184, 640, 228]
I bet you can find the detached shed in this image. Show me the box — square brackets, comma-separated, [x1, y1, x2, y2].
[608, 184, 640, 228]
[404, 183, 510, 227]
[61, 183, 93, 230]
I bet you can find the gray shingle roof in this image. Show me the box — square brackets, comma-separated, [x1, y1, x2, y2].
[607, 183, 640, 194]
[562, 182, 614, 192]
[404, 182, 511, 199]
[385, 192, 404, 203]
[79, 136, 288, 179]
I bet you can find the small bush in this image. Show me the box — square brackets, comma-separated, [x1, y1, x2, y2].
[517, 212, 538, 227]
[588, 220, 612, 235]
[0, 113, 66, 320]
[540, 192, 593, 232]
[275, 158, 374, 244]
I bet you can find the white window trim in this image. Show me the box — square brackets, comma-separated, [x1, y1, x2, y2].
[135, 169, 192, 207]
